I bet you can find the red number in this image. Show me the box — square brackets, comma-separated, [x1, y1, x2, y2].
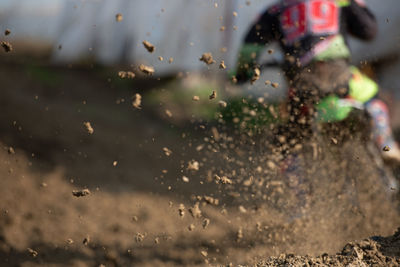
[281, 3, 307, 43]
[310, 0, 339, 34]
[280, 0, 339, 44]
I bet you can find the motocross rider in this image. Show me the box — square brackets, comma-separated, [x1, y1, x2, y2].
[232, 0, 400, 164]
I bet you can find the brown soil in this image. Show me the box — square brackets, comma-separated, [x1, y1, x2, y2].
[0, 56, 399, 266]
[259, 228, 400, 266]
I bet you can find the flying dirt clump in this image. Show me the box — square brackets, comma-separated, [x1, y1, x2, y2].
[187, 160, 200, 171]
[138, 64, 155, 75]
[202, 218, 210, 229]
[188, 202, 202, 218]
[27, 248, 38, 257]
[132, 93, 142, 109]
[199, 52, 215, 65]
[163, 147, 172, 156]
[4, 29, 11, 36]
[135, 232, 145, 243]
[118, 71, 135, 79]
[7, 146, 15, 154]
[72, 189, 91, 197]
[209, 90, 217, 100]
[1, 41, 12, 52]
[82, 236, 90, 246]
[83, 122, 94, 134]
[236, 228, 243, 242]
[188, 224, 195, 231]
[202, 195, 219, 206]
[142, 40, 155, 53]
[251, 67, 260, 84]
[218, 100, 227, 108]
[178, 204, 185, 218]
[165, 109, 173, 117]
[271, 82, 279, 88]
[115, 13, 123, 22]
[214, 174, 233, 184]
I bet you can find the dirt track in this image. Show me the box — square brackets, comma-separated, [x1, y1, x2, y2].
[0, 57, 400, 266]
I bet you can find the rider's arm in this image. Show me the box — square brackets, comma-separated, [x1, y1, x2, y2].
[233, 9, 280, 83]
[342, 0, 377, 41]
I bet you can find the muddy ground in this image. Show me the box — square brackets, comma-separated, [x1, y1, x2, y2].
[0, 54, 400, 266]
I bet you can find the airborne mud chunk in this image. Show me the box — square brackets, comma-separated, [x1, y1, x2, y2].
[209, 90, 217, 100]
[7, 146, 15, 154]
[118, 71, 135, 79]
[203, 196, 219, 205]
[199, 52, 215, 65]
[4, 29, 11, 36]
[178, 204, 185, 218]
[83, 122, 94, 134]
[202, 218, 210, 229]
[83, 236, 90, 246]
[251, 67, 260, 84]
[27, 248, 38, 257]
[163, 147, 172, 156]
[271, 82, 279, 88]
[1, 41, 12, 52]
[115, 13, 123, 22]
[331, 137, 338, 145]
[135, 232, 145, 242]
[214, 174, 233, 184]
[187, 160, 199, 171]
[218, 100, 227, 108]
[165, 109, 173, 117]
[236, 228, 243, 242]
[72, 189, 91, 197]
[139, 64, 155, 75]
[142, 40, 155, 53]
[188, 202, 202, 218]
[132, 93, 142, 109]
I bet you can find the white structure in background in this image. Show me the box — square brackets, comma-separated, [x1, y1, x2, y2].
[50, 0, 274, 75]
[1, 0, 400, 91]
[0, 0, 63, 44]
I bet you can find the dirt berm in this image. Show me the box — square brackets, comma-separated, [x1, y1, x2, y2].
[259, 228, 400, 266]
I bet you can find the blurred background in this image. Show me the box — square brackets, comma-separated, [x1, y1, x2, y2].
[2, 0, 400, 107]
[1, 1, 400, 266]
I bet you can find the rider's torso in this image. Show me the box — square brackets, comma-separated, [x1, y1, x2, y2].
[268, 0, 351, 66]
